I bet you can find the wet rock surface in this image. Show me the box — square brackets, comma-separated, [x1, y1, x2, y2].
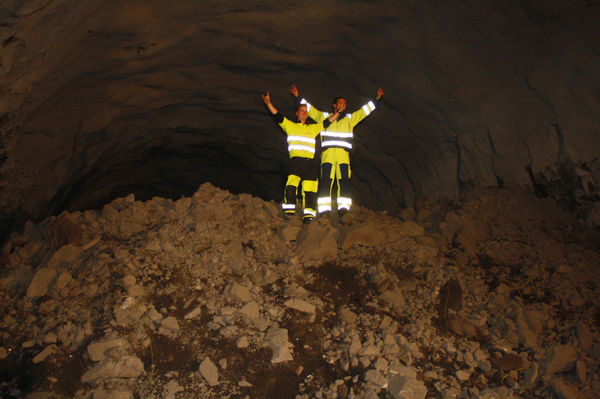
[0, 184, 599, 398]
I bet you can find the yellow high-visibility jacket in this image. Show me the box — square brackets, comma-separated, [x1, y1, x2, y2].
[276, 114, 323, 159]
[299, 98, 378, 151]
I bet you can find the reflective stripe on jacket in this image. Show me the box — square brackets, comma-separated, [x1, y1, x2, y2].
[300, 98, 377, 151]
[278, 117, 323, 159]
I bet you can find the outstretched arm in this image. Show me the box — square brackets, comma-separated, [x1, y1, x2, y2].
[261, 91, 278, 115]
[290, 84, 326, 122]
[349, 87, 384, 128]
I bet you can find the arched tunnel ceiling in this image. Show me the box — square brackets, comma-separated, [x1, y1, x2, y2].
[1, 0, 599, 225]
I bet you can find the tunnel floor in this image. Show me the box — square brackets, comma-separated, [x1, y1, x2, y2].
[0, 184, 598, 398]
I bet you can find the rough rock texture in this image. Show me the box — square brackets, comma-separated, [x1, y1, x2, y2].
[1, 0, 600, 237]
[0, 183, 598, 398]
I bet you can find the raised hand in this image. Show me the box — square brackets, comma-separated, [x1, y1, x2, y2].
[261, 91, 271, 104]
[290, 85, 299, 97]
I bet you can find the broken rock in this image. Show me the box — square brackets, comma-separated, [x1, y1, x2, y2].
[388, 375, 427, 399]
[295, 222, 338, 261]
[81, 355, 144, 382]
[26, 268, 57, 298]
[199, 357, 219, 386]
[266, 328, 293, 363]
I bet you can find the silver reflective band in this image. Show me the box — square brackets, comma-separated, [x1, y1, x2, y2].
[322, 140, 353, 149]
[321, 131, 353, 138]
[324, 112, 330, 117]
[287, 136, 316, 144]
[318, 205, 331, 212]
[337, 197, 352, 206]
[362, 101, 376, 116]
[288, 144, 316, 153]
[303, 209, 317, 216]
[317, 197, 332, 204]
[282, 204, 295, 210]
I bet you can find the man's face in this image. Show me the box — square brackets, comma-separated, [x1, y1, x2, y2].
[333, 98, 347, 113]
[296, 105, 308, 123]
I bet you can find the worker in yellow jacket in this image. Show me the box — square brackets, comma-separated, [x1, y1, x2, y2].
[261, 91, 340, 223]
[290, 85, 384, 217]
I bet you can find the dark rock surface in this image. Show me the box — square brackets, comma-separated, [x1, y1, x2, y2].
[0, 184, 598, 398]
[1, 0, 599, 231]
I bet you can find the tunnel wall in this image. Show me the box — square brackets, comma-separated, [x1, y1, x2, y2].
[0, 0, 599, 234]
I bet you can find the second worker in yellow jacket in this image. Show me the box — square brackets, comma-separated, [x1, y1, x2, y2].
[290, 85, 384, 217]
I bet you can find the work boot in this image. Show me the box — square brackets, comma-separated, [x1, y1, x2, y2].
[338, 208, 348, 218]
[303, 216, 315, 224]
[284, 213, 294, 220]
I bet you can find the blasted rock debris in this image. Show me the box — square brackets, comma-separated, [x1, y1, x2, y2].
[0, 184, 599, 398]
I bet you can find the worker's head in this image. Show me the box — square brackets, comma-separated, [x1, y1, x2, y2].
[332, 97, 347, 113]
[295, 104, 308, 123]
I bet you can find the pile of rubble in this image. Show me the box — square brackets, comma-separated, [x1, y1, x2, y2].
[0, 183, 598, 399]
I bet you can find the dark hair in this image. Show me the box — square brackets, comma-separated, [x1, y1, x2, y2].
[332, 96, 346, 104]
[295, 104, 307, 112]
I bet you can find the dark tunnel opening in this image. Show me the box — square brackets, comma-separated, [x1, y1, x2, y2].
[50, 142, 289, 216]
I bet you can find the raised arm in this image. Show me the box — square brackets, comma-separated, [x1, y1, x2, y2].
[290, 84, 326, 122]
[261, 91, 279, 115]
[349, 87, 384, 128]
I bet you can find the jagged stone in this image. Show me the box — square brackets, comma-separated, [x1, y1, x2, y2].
[0, 264, 33, 291]
[380, 286, 404, 313]
[225, 283, 252, 303]
[295, 222, 338, 261]
[551, 378, 590, 399]
[543, 344, 577, 375]
[184, 307, 202, 320]
[199, 357, 219, 386]
[266, 328, 293, 363]
[338, 305, 358, 325]
[284, 298, 316, 317]
[342, 223, 391, 249]
[397, 221, 425, 237]
[27, 268, 58, 298]
[238, 301, 260, 324]
[364, 369, 387, 387]
[163, 380, 184, 399]
[32, 345, 57, 364]
[278, 224, 301, 242]
[87, 336, 127, 362]
[159, 317, 180, 337]
[47, 244, 82, 269]
[388, 375, 427, 399]
[54, 271, 72, 292]
[236, 336, 250, 348]
[81, 355, 144, 382]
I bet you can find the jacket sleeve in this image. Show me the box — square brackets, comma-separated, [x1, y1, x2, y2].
[349, 99, 379, 128]
[278, 116, 294, 133]
[298, 97, 326, 123]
